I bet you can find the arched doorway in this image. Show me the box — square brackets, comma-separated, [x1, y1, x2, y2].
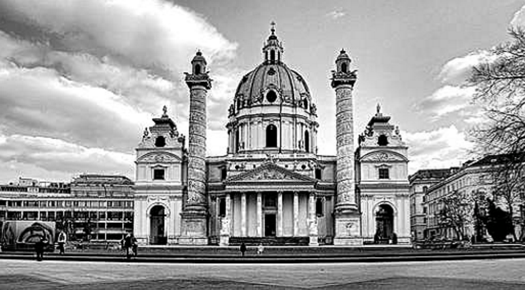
[375, 204, 394, 244]
[150, 205, 166, 245]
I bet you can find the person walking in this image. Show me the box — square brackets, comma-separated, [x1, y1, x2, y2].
[131, 234, 138, 257]
[121, 233, 133, 259]
[57, 230, 67, 255]
[35, 237, 48, 261]
[240, 242, 246, 257]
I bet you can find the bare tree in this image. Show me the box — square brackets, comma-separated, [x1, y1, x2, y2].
[469, 27, 525, 240]
[437, 191, 474, 240]
[487, 157, 525, 241]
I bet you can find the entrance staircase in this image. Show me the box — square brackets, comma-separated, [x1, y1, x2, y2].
[228, 236, 309, 246]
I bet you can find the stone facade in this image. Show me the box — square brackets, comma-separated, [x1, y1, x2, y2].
[133, 25, 410, 246]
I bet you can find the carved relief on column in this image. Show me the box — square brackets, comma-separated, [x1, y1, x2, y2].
[277, 191, 283, 237]
[335, 85, 357, 211]
[187, 85, 208, 210]
[257, 192, 262, 237]
[293, 191, 299, 236]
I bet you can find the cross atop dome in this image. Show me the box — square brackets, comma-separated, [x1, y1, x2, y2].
[270, 21, 276, 36]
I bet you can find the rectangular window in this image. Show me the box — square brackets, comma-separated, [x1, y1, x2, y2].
[218, 197, 226, 217]
[316, 197, 324, 216]
[153, 169, 165, 180]
[379, 168, 389, 179]
[315, 168, 322, 180]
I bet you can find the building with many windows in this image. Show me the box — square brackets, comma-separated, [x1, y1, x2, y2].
[0, 175, 134, 242]
[409, 169, 456, 241]
[421, 155, 524, 241]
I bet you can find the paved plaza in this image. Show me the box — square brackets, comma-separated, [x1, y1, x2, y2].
[0, 258, 525, 289]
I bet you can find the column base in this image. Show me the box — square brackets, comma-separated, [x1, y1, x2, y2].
[333, 211, 362, 246]
[179, 211, 208, 245]
[309, 236, 319, 247]
[219, 235, 230, 246]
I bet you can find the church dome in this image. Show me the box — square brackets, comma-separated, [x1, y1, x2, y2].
[234, 63, 310, 106]
[229, 24, 312, 114]
[226, 23, 319, 156]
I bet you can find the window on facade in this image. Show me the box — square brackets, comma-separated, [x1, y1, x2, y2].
[153, 169, 165, 180]
[266, 90, 277, 103]
[155, 136, 166, 147]
[316, 198, 324, 216]
[303, 99, 308, 109]
[378, 135, 388, 146]
[235, 130, 240, 152]
[379, 168, 389, 179]
[266, 124, 278, 147]
[315, 168, 322, 180]
[221, 168, 227, 180]
[423, 186, 428, 193]
[304, 130, 310, 152]
[219, 198, 226, 217]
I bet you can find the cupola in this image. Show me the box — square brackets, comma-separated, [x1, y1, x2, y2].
[262, 22, 284, 64]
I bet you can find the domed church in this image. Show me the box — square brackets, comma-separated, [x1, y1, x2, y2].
[133, 25, 410, 246]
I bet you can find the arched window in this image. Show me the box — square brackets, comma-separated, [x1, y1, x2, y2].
[266, 124, 277, 147]
[235, 130, 240, 152]
[265, 51, 268, 61]
[304, 130, 310, 152]
[266, 90, 277, 103]
[303, 99, 308, 109]
[270, 50, 275, 62]
[378, 135, 388, 146]
[341, 62, 348, 73]
[155, 136, 166, 147]
[194, 64, 201, 75]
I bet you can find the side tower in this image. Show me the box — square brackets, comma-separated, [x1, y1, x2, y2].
[180, 51, 212, 245]
[331, 49, 363, 245]
[356, 105, 410, 244]
[134, 107, 185, 245]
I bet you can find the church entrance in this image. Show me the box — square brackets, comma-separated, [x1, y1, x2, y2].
[375, 204, 394, 244]
[150, 205, 166, 245]
[264, 214, 276, 237]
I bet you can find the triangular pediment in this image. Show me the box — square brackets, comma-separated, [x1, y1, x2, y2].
[226, 162, 316, 184]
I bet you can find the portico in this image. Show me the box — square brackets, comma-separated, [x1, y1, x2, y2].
[217, 162, 320, 245]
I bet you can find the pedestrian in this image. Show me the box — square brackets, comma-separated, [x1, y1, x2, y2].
[257, 243, 264, 255]
[240, 242, 246, 257]
[131, 234, 138, 257]
[121, 233, 133, 259]
[35, 236, 47, 261]
[57, 230, 67, 255]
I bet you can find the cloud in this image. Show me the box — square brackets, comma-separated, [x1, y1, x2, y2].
[438, 50, 498, 85]
[326, 9, 346, 19]
[0, 0, 240, 182]
[404, 126, 474, 173]
[417, 85, 477, 119]
[0, 133, 134, 182]
[511, 4, 525, 27]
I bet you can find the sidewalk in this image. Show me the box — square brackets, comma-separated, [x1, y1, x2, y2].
[1, 244, 525, 263]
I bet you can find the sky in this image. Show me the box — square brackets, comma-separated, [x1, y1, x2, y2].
[0, 0, 524, 183]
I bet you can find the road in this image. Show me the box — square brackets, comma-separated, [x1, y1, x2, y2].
[1, 258, 525, 289]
